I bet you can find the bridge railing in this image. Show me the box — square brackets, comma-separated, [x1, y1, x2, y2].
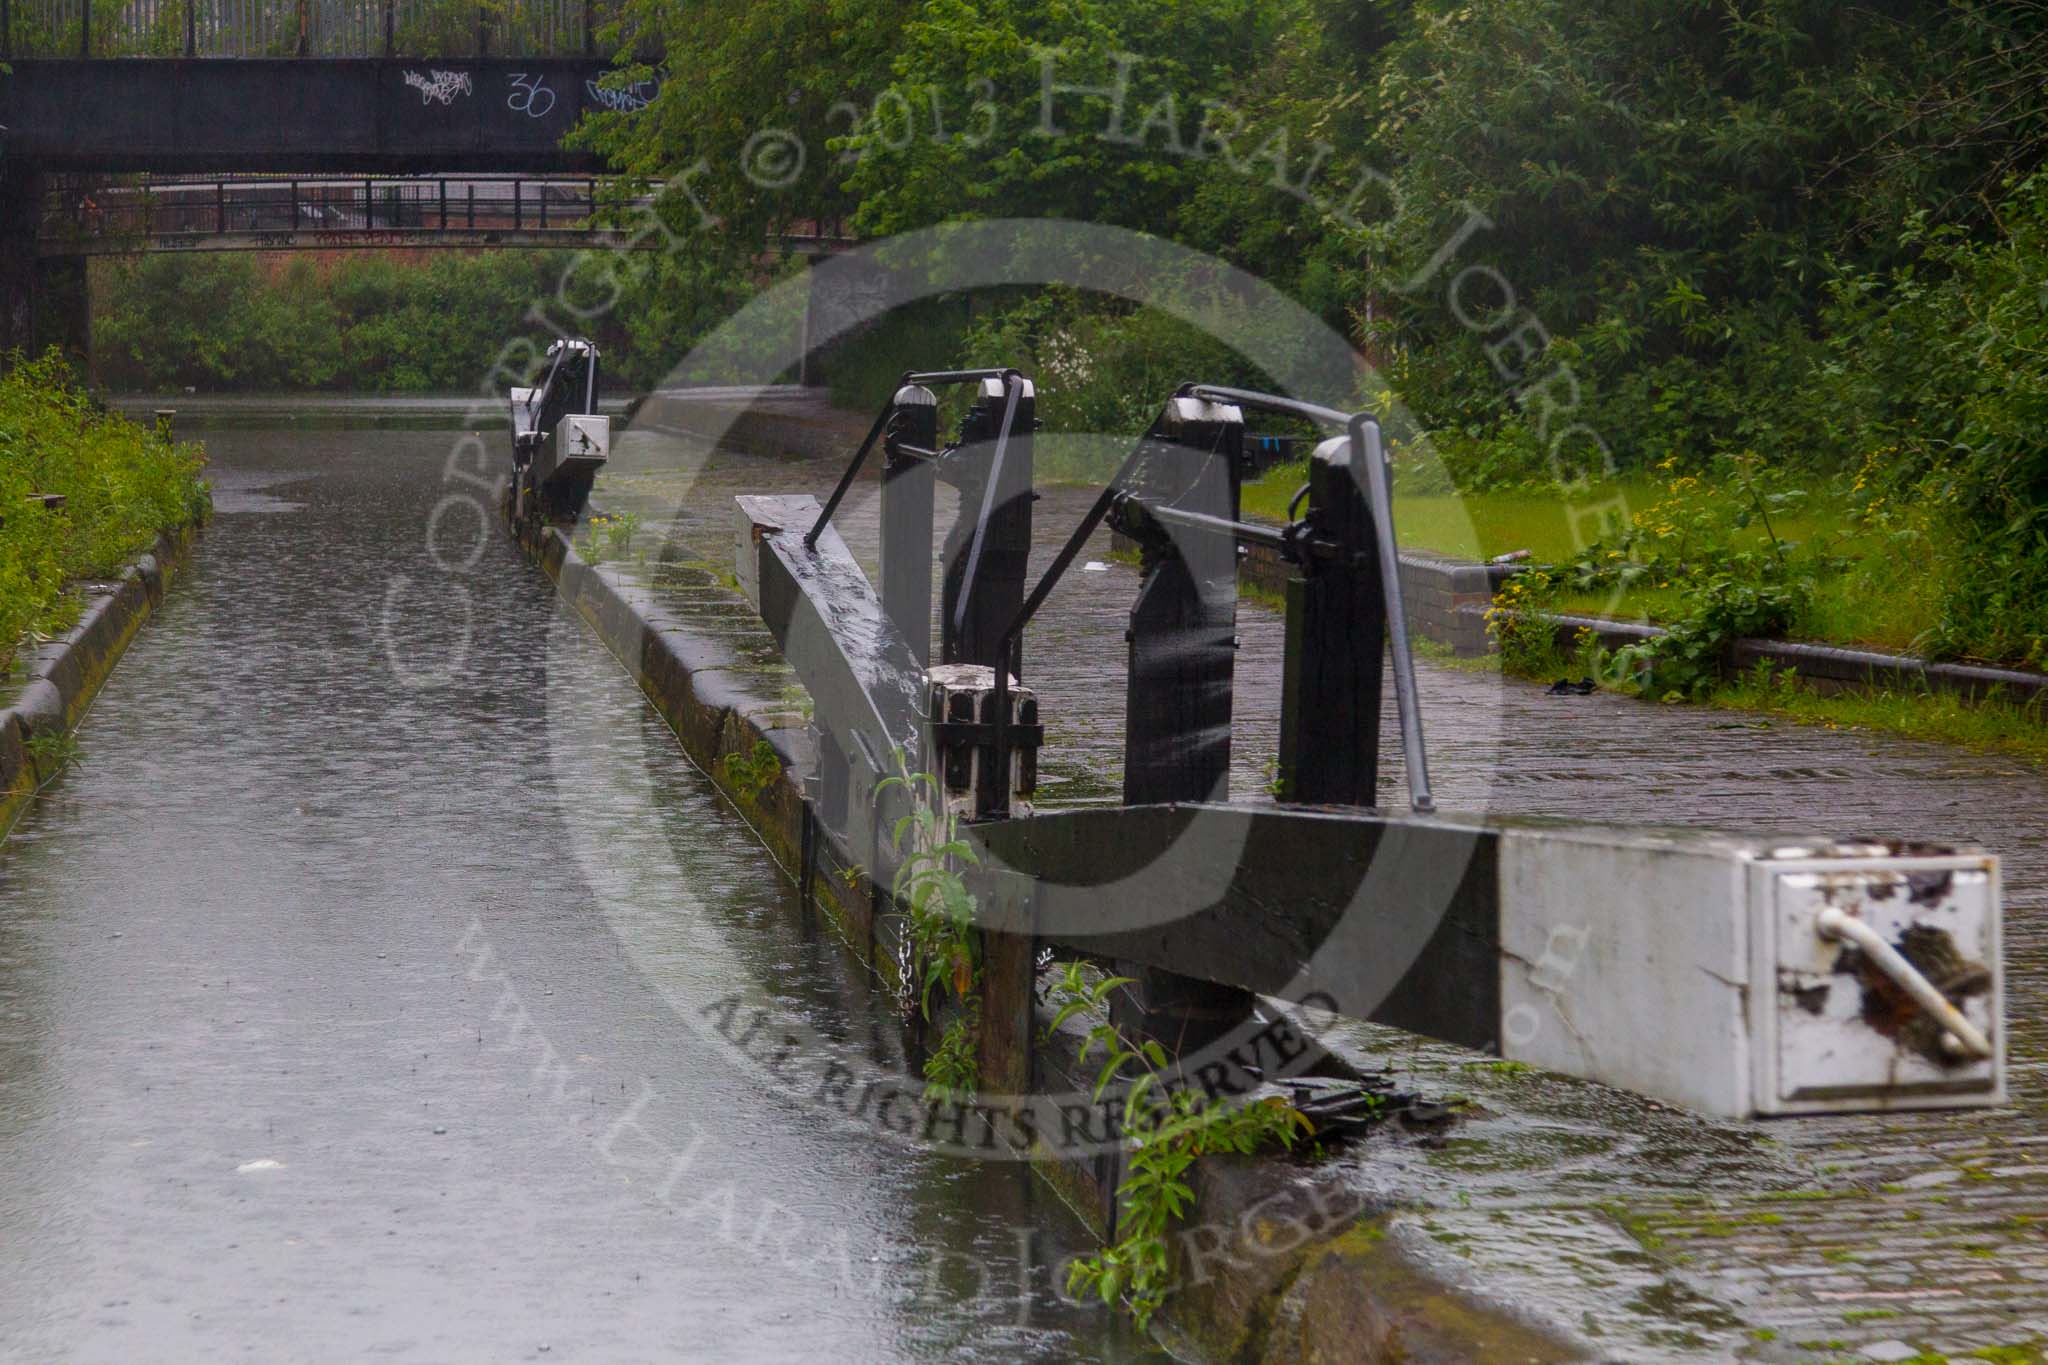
[39, 175, 613, 244]
[2, 0, 611, 58]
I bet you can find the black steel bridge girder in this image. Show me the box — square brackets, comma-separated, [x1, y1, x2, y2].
[0, 59, 613, 173]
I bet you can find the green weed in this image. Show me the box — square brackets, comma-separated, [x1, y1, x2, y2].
[1047, 962, 1313, 1329]
[719, 739, 781, 802]
[878, 763, 984, 1103]
[0, 349, 207, 678]
[24, 730, 82, 777]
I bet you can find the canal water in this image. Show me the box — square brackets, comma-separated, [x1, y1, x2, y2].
[0, 423, 1150, 1362]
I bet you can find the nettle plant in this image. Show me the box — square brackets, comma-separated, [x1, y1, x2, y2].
[1599, 457, 1823, 698]
[1046, 964, 1312, 1329]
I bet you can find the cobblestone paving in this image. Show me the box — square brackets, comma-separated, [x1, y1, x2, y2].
[586, 408, 2048, 1363]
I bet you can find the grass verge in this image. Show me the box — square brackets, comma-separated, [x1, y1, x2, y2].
[1241, 457, 2007, 664]
[1711, 664, 2048, 769]
[1, 349, 211, 677]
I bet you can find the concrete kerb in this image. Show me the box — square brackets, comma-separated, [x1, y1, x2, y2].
[1509, 607, 2048, 704]
[0, 519, 205, 840]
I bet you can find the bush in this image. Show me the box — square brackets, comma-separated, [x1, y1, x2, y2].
[94, 251, 653, 393]
[0, 350, 210, 673]
[1816, 174, 2048, 664]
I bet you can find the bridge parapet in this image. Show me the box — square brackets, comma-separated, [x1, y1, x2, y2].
[3, 0, 617, 59]
[41, 174, 603, 251]
[31, 174, 856, 257]
[0, 58, 627, 172]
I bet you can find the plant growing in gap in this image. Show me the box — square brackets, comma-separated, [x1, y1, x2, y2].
[576, 511, 639, 565]
[878, 762, 982, 1103]
[1044, 962, 1313, 1329]
[24, 730, 83, 777]
[720, 739, 781, 802]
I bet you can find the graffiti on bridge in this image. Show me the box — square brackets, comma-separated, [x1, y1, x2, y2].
[403, 70, 475, 107]
[583, 79, 656, 113]
[506, 73, 557, 119]
[314, 228, 483, 247]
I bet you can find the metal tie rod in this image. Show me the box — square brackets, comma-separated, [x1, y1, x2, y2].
[985, 425, 1161, 818]
[1142, 503, 1289, 553]
[806, 367, 1022, 549]
[522, 342, 572, 427]
[805, 396, 900, 549]
[1182, 385, 1434, 814]
[1348, 412, 1434, 814]
[1178, 383, 1352, 431]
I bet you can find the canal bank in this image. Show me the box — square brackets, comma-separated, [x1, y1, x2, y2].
[0, 517, 203, 842]
[560, 405, 2048, 1363]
